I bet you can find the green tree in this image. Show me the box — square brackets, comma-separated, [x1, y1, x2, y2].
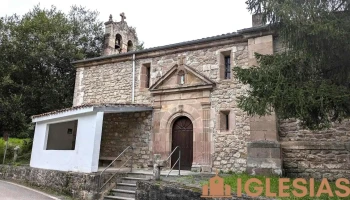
[0, 5, 104, 136]
[135, 41, 145, 51]
[234, 0, 350, 129]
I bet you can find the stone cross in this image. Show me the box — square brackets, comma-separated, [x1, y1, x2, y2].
[109, 14, 113, 22]
[120, 12, 126, 22]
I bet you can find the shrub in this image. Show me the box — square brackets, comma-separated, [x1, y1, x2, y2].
[0, 138, 32, 164]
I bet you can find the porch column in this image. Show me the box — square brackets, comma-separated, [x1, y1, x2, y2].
[91, 112, 104, 172]
[76, 111, 104, 172]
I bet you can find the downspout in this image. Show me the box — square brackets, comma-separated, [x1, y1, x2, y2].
[132, 54, 135, 103]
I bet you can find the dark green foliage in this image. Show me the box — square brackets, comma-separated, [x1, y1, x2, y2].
[235, 0, 350, 129]
[0, 5, 104, 136]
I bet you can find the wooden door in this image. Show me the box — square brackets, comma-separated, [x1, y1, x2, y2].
[171, 116, 193, 170]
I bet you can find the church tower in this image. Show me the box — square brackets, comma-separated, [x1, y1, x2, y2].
[103, 13, 139, 56]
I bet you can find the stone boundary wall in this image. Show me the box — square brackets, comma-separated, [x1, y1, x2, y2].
[279, 119, 350, 180]
[0, 165, 125, 200]
[136, 180, 274, 200]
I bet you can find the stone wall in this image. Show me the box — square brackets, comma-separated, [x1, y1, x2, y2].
[210, 45, 251, 172]
[0, 165, 125, 200]
[78, 61, 134, 105]
[100, 111, 152, 168]
[279, 119, 350, 180]
[136, 180, 273, 200]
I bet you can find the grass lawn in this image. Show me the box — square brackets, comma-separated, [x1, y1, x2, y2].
[222, 173, 348, 200]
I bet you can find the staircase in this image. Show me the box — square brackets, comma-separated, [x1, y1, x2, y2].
[104, 173, 152, 200]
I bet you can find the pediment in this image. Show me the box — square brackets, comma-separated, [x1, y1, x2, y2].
[149, 64, 215, 94]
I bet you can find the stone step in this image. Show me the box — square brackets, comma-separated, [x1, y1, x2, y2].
[104, 196, 134, 200]
[126, 172, 153, 179]
[121, 177, 149, 184]
[110, 189, 135, 198]
[116, 183, 137, 191]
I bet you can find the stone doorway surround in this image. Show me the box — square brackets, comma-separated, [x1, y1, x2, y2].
[150, 60, 215, 171]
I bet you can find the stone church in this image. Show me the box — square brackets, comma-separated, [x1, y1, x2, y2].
[30, 13, 350, 179]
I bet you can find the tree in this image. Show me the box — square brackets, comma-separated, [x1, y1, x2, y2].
[0, 5, 104, 136]
[234, 0, 350, 129]
[135, 41, 145, 51]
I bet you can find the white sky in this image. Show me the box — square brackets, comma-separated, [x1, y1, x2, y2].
[0, 0, 252, 48]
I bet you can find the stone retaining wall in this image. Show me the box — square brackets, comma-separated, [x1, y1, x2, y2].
[0, 165, 125, 200]
[279, 119, 350, 180]
[136, 180, 273, 200]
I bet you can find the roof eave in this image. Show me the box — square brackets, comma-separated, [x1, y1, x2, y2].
[71, 32, 240, 66]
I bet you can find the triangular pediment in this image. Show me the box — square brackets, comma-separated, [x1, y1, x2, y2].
[149, 64, 215, 94]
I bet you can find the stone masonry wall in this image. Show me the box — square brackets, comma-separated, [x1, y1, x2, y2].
[209, 45, 251, 172]
[75, 41, 252, 173]
[0, 165, 126, 200]
[279, 119, 350, 180]
[100, 112, 152, 168]
[80, 61, 134, 105]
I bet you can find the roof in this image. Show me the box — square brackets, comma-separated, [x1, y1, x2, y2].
[31, 103, 153, 119]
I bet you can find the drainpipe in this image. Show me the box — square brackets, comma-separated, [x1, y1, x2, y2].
[132, 54, 135, 103]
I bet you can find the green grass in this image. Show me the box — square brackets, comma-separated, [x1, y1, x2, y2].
[219, 173, 348, 200]
[0, 138, 32, 165]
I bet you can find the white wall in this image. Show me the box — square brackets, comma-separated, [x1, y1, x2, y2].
[30, 112, 104, 173]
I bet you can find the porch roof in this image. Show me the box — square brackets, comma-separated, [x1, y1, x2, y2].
[31, 103, 153, 122]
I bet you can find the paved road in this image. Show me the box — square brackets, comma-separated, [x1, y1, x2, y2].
[0, 180, 58, 200]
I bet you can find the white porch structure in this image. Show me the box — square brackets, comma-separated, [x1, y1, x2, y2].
[30, 104, 152, 173]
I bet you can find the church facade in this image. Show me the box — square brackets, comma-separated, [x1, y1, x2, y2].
[30, 13, 350, 179]
[70, 13, 277, 173]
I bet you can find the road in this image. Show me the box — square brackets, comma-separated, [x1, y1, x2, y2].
[0, 180, 59, 200]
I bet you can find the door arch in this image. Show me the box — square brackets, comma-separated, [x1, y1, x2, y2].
[171, 116, 193, 170]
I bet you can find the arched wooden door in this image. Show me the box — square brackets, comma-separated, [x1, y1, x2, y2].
[171, 116, 193, 170]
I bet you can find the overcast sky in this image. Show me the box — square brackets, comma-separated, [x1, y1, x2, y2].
[0, 0, 252, 48]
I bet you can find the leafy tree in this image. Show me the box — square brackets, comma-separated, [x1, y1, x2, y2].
[135, 41, 145, 51]
[0, 5, 104, 137]
[233, 0, 350, 129]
